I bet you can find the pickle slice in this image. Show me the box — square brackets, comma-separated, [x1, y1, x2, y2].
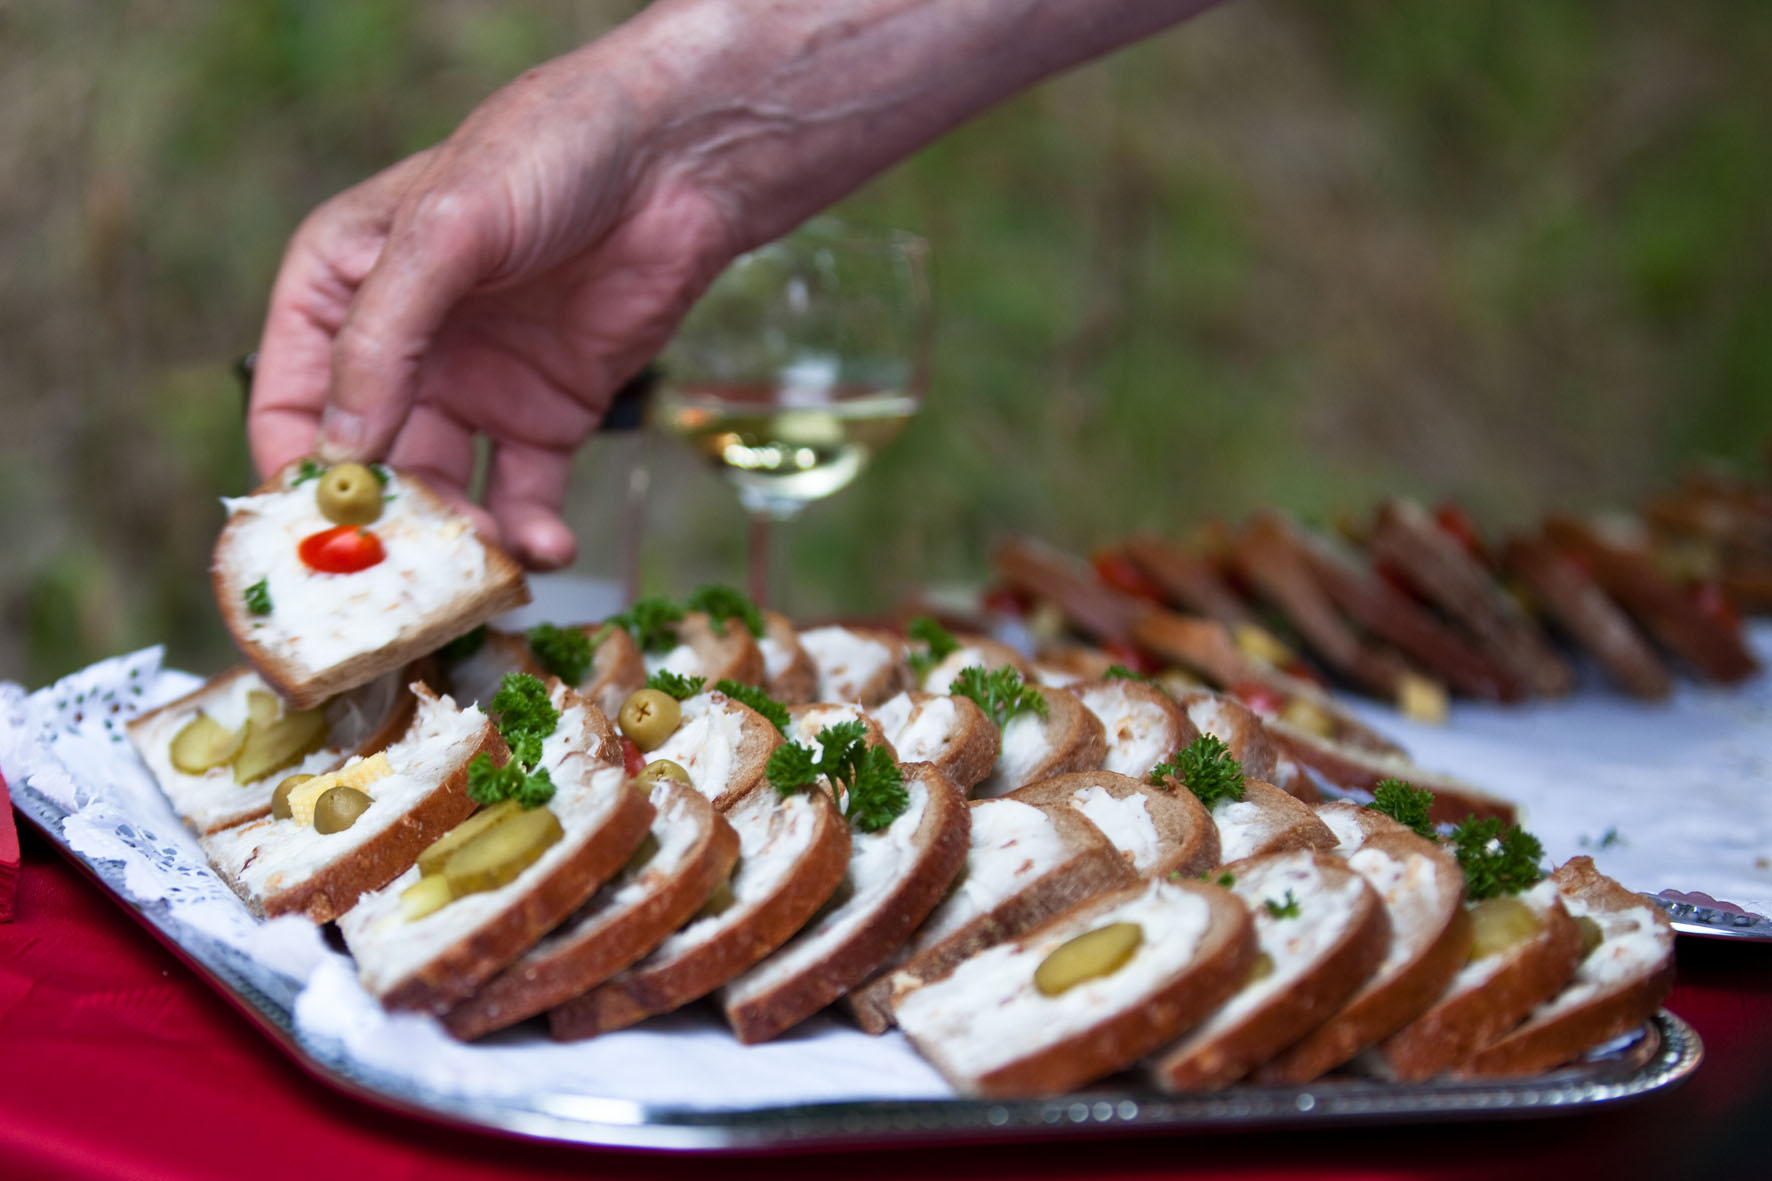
[1244, 950, 1276, 987]
[418, 800, 523, 877]
[620, 830, 662, 877]
[169, 713, 245, 774]
[1574, 913, 1605, 958]
[1034, 921, 1144, 997]
[399, 873, 455, 922]
[246, 689, 281, 728]
[232, 708, 329, 784]
[696, 873, 739, 921]
[1467, 896, 1542, 962]
[443, 806, 563, 896]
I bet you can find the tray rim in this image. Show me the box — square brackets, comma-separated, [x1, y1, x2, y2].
[12, 786, 1705, 1155]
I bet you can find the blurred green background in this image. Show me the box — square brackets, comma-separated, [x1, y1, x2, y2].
[5, 0, 1771, 687]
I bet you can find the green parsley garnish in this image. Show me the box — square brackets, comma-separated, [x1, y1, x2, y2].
[647, 669, 706, 700]
[1194, 870, 1236, 887]
[767, 721, 909, 833]
[714, 679, 790, 734]
[467, 672, 561, 808]
[1265, 890, 1302, 919]
[1105, 664, 1153, 683]
[906, 615, 960, 681]
[951, 666, 1047, 731]
[1149, 733, 1245, 810]
[1449, 816, 1545, 901]
[437, 625, 487, 666]
[467, 756, 556, 809]
[528, 622, 593, 684]
[369, 463, 391, 487]
[290, 458, 324, 487]
[1368, 778, 1437, 840]
[685, 584, 765, 638]
[488, 672, 560, 753]
[607, 596, 686, 653]
[244, 579, 272, 616]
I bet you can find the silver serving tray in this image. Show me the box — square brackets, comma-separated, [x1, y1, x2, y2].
[16, 788, 1703, 1154]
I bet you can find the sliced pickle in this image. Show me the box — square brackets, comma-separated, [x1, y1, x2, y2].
[1245, 951, 1276, 986]
[246, 689, 281, 728]
[1034, 921, 1144, 997]
[271, 773, 314, 820]
[232, 708, 329, 784]
[169, 713, 244, 775]
[1574, 914, 1605, 958]
[418, 800, 524, 877]
[399, 873, 455, 922]
[442, 806, 563, 896]
[696, 873, 739, 921]
[313, 786, 372, 834]
[1467, 896, 1542, 962]
[621, 831, 662, 876]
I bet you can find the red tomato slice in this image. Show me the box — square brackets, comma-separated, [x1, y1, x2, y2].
[1228, 681, 1285, 717]
[621, 737, 646, 778]
[1092, 551, 1167, 603]
[1101, 640, 1160, 676]
[981, 584, 1032, 618]
[298, 525, 386, 574]
[1433, 501, 1490, 564]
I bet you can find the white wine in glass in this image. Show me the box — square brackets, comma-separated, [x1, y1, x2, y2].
[653, 222, 931, 604]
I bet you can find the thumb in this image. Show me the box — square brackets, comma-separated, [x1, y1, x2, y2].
[320, 186, 491, 461]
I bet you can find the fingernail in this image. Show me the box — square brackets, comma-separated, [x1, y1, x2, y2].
[317, 407, 366, 460]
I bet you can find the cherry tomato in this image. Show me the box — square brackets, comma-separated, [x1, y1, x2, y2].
[981, 584, 1032, 618]
[1101, 640, 1159, 676]
[1433, 502, 1490, 564]
[1690, 581, 1742, 633]
[1091, 551, 1167, 603]
[621, 736, 646, 778]
[298, 525, 385, 574]
[1228, 681, 1285, 718]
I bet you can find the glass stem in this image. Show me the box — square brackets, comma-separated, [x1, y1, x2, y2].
[747, 511, 772, 609]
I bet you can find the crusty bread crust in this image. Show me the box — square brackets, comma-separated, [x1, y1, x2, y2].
[846, 800, 1134, 1033]
[911, 881, 1257, 1098]
[441, 782, 740, 1040]
[1377, 888, 1582, 1081]
[722, 764, 971, 1044]
[974, 685, 1107, 798]
[1252, 831, 1470, 1084]
[873, 691, 999, 793]
[762, 610, 818, 704]
[548, 787, 852, 1039]
[1120, 536, 1261, 626]
[675, 610, 766, 687]
[1208, 779, 1338, 865]
[577, 623, 647, 721]
[1149, 853, 1388, 1091]
[1171, 689, 1279, 784]
[214, 463, 529, 711]
[1313, 798, 1414, 852]
[1502, 534, 1672, 701]
[1009, 771, 1219, 881]
[1066, 678, 1197, 782]
[1460, 857, 1675, 1078]
[1267, 721, 1518, 827]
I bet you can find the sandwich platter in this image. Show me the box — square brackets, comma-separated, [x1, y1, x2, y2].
[0, 627, 1726, 1152]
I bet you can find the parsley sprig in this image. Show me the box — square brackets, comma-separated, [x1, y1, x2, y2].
[1149, 733, 1246, 810]
[1368, 778, 1437, 840]
[686, 584, 765, 639]
[467, 672, 559, 809]
[437, 625, 487, 666]
[1265, 890, 1302, 919]
[906, 615, 960, 681]
[715, 679, 790, 734]
[952, 666, 1047, 731]
[528, 622, 593, 684]
[607, 596, 686, 653]
[767, 720, 908, 833]
[1104, 663, 1152, 683]
[290, 458, 324, 487]
[1449, 816, 1545, 901]
[244, 579, 272, 616]
[647, 669, 706, 700]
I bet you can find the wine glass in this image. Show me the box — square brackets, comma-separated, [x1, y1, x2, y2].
[652, 219, 931, 607]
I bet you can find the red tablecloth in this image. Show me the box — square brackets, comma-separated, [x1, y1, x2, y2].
[2, 815, 1768, 1181]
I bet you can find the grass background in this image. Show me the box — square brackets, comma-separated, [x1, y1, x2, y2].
[4, 0, 1770, 686]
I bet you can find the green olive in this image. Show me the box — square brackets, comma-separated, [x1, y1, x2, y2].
[1574, 914, 1605, 959]
[619, 688, 681, 752]
[635, 758, 692, 791]
[313, 785, 373, 834]
[271, 773, 314, 821]
[315, 462, 383, 526]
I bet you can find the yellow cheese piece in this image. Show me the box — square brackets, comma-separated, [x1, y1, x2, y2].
[286, 752, 394, 828]
[1396, 674, 1449, 725]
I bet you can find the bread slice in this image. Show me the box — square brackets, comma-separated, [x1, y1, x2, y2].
[573, 623, 648, 721]
[1208, 779, 1338, 865]
[443, 628, 544, 711]
[1374, 876, 1582, 1081]
[440, 778, 739, 1040]
[918, 636, 1034, 695]
[640, 686, 783, 810]
[870, 691, 999, 792]
[548, 784, 851, 1039]
[786, 702, 897, 759]
[1120, 535, 1263, 627]
[846, 796, 1134, 1033]
[128, 663, 422, 834]
[1030, 643, 1119, 687]
[760, 610, 818, 704]
[798, 625, 913, 705]
[1313, 798, 1416, 854]
[1252, 830, 1470, 1083]
[1147, 851, 1387, 1091]
[973, 685, 1107, 798]
[1265, 721, 1518, 827]
[337, 689, 656, 1013]
[1368, 499, 1575, 698]
[990, 535, 1151, 647]
[213, 461, 529, 710]
[1169, 688, 1279, 784]
[1501, 533, 1672, 701]
[1067, 678, 1198, 781]
[200, 685, 496, 921]
[719, 763, 971, 1043]
[1461, 857, 1675, 1078]
[1008, 771, 1219, 881]
[895, 878, 1256, 1097]
[643, 610, 766, 687]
